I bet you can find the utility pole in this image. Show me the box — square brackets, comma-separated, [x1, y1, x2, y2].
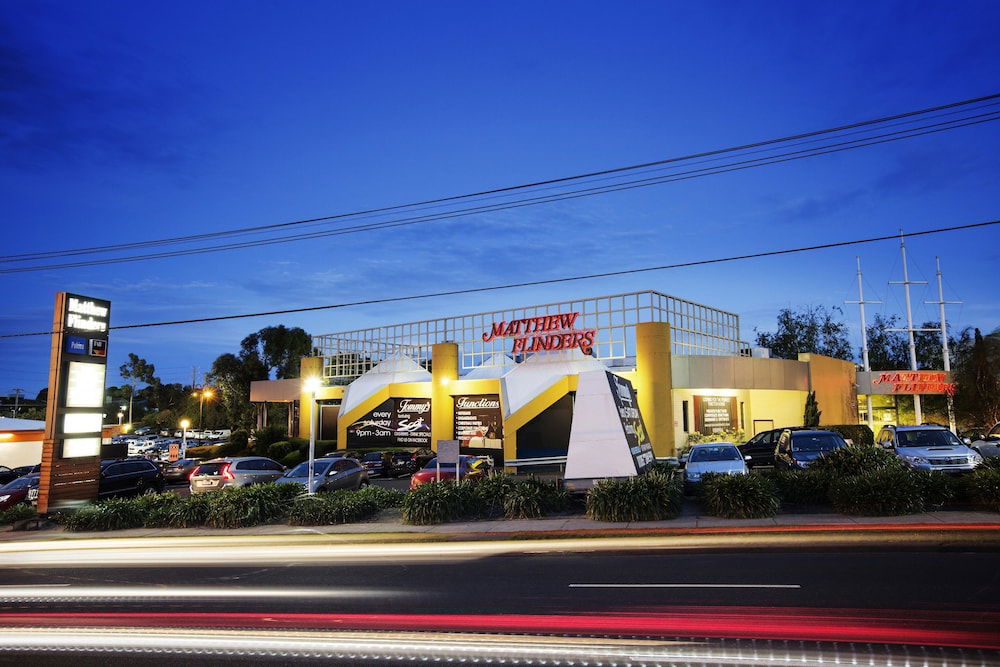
[192, 366, 198, 389]
[11, 388, 24, 417]
[845, 257, 881, 430]
[924, 257, 962, 432]
[886, 230, 935, 425]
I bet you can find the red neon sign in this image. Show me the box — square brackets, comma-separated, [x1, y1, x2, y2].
[872, 371, 955, 395]
[482, 312, 596, 355]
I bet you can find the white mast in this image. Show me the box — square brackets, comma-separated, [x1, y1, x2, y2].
[924, 257, 962, 432]
[887, 230, 930, 424]
[845, 257, 881, 430]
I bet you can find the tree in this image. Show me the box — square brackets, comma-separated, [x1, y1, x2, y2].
[209, 351, 269, 433]
[803, 390, 821, 427]
[240, 325, 313, 379]
[953, 327, 1000, 427]
[754, 306, 852, 361]
[119, 353, 158, 423]
[865, 313, 910, 371]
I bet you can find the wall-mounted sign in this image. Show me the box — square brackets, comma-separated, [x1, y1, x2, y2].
[857, 371, 955, 395]
[454, 394, 503, 450]
[606, 372, 654, 471]
[39, 292, 111, 514]
[481, 312, 596, 355]
[346, 397, 432, 448]
[693, 395, 736, 434]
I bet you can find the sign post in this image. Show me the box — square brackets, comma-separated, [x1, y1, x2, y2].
[437, 439, 460, 482]
[38, 293, 111, 514]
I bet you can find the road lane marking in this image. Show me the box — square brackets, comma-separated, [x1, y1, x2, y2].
[569, 583, 801, 589]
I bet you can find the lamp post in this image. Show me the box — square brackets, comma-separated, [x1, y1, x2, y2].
[192, 388, 215, 431]
[302, 377, 322, 495]
[179, 418, 191, 458]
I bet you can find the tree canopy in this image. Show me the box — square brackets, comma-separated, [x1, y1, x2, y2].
[754, 306, 852, 361]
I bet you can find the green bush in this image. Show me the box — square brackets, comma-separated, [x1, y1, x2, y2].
[586, 472, 683, 522]
[686, 430, 746, 445]
[354, 484, 405, 510]
[978, 457, 1000, 471]
[133, 492, 185, 528]
[168, 493, 213, 527]
[267, 441, 296, 461]
[253, 425, 288, 450]
[0, 504, 36, 525]
[969, 468, 1000, 511]
[828, 468, 924, 516]
[217, 430, 250, 457]
[911, 470, 959, 507]
[184, 445, 221, 460]
[809, 444, 905, 477]
[474, 473, 518, 518]
[699, 473, 779, 519]
[61, 497, 146, 532]
[824, 424, 875, 446]
[402, 480, 484, 525]
[503, 483, 546, 519]
[282, 450, 305, 467]
[204, 483, 295, 528]
[288, 491, 378, 525]
[766, 469, 832, 505]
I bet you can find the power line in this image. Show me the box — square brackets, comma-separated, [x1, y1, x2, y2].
[2, 109, 998, 274]
[1, 219, 996, 339]
[3, 92, 998, 265]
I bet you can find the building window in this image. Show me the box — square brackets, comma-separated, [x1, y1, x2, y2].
[682, 400, 689, 433]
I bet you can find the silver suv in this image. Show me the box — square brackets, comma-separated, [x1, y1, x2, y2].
[189, 457, 286, 494]
[876, 425, 983, 473]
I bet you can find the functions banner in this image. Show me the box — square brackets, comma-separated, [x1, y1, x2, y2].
[693, 395, 736, 434]
[346, 397, 432, 448]
[605, 372, 654, 472]
[454, 395, 503, 450]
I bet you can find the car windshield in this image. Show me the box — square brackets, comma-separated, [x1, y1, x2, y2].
[1, 475, 37, 491]
[690, 446, 741, 462]
[792, 434, 844, 451]
[897, 430, 963, 447]
[192, 462, 225, 476]
[362, 452, 383, 461]
[285, 460, 334, 477]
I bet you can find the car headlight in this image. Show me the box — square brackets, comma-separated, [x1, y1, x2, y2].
[0, 495, 9, 503]
[903, 455, 927, 464]
[970, 453, 983, 464]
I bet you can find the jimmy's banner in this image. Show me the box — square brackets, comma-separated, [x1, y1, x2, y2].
[346, 397, 432, 448]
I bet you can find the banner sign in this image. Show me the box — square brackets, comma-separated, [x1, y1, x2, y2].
[605, 372, 654, 472]
[857, 371, 955, 395]
[481, 312, 596, 355]
[454, 395, 503, 450]
[39, 293, 111, 514]
[346, 397, 432, 448]
[693, 395, 737, 434]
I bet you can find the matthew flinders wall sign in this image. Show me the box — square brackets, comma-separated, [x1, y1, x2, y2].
[856, 371, 955, 396]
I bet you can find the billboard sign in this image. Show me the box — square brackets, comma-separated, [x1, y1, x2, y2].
[856, 371, 955, 395]
[693, 395, 737, 434]
[345, 397, 432, 448]
[454, 394, 503, 450]
[605, 372, 654, 472]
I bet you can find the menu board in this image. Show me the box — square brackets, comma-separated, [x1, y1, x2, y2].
[454, 395, 503, 450]
[694, 395, 737, 434]
[605, 372, 654, 472]
[346, 397, 432, 448]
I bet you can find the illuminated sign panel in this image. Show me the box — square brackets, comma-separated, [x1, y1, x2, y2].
[66, 296, 110, 333]
[65, 361, 107, 408]
[63, 438, 101, 458]
[857, 371, 955, 395]
[63, 413, 103, 434]
[481, 312, 596, 355]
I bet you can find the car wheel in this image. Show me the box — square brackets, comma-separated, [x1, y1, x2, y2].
[358, 479, 370, 489]
[136, 481, 155, 496]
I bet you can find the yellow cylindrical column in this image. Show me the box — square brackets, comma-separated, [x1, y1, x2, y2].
[635, 322, 675, 457]
[431, 343, 459, 451]
[298, 356, 324, 440]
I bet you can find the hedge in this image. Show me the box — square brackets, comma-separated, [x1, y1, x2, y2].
[0, 504, 36, 525]
[823, 424, 875, 446]
[699, 473, 779, 519]
[809, 444, 905, 477]
[969, 467, 1000, 511]
[586, 472, 683, 522]
[828, 467, 924, 516]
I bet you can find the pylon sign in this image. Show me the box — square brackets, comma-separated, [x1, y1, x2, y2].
[38, 293, 111, 514]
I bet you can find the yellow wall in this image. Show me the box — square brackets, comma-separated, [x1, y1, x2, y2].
[431, 343, 459, 449]
[635, 322, 675, 457]
[671, 388, 807, 448]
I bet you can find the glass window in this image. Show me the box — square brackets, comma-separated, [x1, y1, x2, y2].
[234, 460, 258, 471]
[689, 446, 741, 462]
[260, 460, 284, 471]
[103, 464, 124, 476]
[1, 476, 37, 491]
[194, 463, 225, 476]
[791, 433, 845, 452]
[332, 460, 355, 472]
[362, 452, 383, 462]
[897, 430, 963, 448]
[285, 461, 333, 477]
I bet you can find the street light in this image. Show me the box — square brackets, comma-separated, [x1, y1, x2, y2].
[302, 376, 322, 495]
[192, 388, 215, 431]
[179, 418, 191, 458]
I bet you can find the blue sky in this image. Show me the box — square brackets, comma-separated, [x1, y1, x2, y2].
[1, 0, 999, 395]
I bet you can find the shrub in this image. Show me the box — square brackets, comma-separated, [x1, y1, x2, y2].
[823, 424, 875, 446]
[288, 491, 378, 525]
[354, 484, 405, 510]
[968, 468, 1000, 511]
[402, 481, 483, 525]
[204, 483, 293, 528]
[978, 457, 1000, 471]
[61, 497, 146, 532]
[686, 430, 746, 446]
[474, 473, 518, 518]
[828, 468, 924, 516]
[185, 445, 221, 460]
[253, 425, 288, 450]
[911, 470, 959, 507]
[282, 450, 305, 467]
[699, 473, 779, 519]
[809, 444, 905, 477]
[217, 430, 250, 457]
[267, 441, 296, 462]
[0, 504, 36, 525]
[766, 469, 832, 505]
[503, 483, 546, 519]
[167, 493, 213, 527]
[133, 492, 185, 528]
[586, 472, 683, 522]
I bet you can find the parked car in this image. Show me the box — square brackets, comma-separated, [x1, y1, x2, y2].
[276, 457, 369, 494]
[972, 442, 1000, 462]
[188, 457, 286, 494]
[739, 427, 811, 467]
[359, 451, 391, 477]
[163, 459, 200, 484]
[682, 443, 749, 492]
[0, 466, 21, 486]
[0, 474, 39, 511]
[98, 459, 165, 498]
[773, 429, 848, 470]
[964, 422, 1000, 447]
[389, 451, 419, 476]
[876, 424, 982, 473]
[409, 456, 487, 489]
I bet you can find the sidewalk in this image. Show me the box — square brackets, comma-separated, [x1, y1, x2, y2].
[3, 506, 1000, 544]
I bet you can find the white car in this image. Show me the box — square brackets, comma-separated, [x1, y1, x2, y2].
[877, 425, 982, 473]
[683, 443, 750, 491]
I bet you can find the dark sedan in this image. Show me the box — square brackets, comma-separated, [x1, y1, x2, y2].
[773, 429, 848, 470]
[0, 474, 39, 511]
[99, 459, 165, 498]
[163, 459, 200, 484]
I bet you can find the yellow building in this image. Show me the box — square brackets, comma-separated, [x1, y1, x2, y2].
[250, 290, 857, 465]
